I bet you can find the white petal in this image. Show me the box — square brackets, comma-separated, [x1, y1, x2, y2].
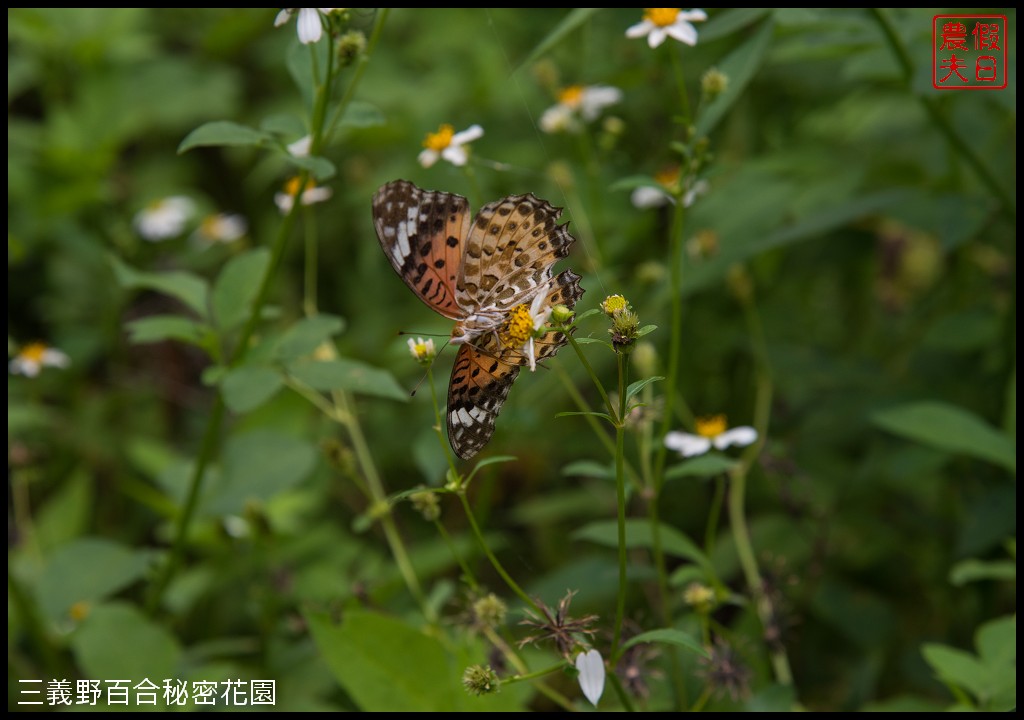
[575, 650, 605, 707]
[681, 9, 708, 22]
[418, 149, 439, 168]
[625, 20, 654, 39]
[526, 337, 537, 372]
[666, 22, 698, 46]
[664, 431, 712, 457]
[579, 85, 622, 120]
[682, 179, 709, 208]
[441, 145, 469, 167]
[302, 186, 333, 205]
[648, 28, 668, 48]
[451, 124, 484, 146]
[41, 349, 70, 368]
[540, 104, 574, 133]
[274, 192, 294, 214]
[274, 9, 291, 27]
[287, 135, 312, 157]
[713, 426, 758, 450]
[296, 8, 323, 44]
[631, 185, 673, 209]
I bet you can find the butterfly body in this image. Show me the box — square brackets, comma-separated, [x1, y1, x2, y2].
[373, 180, 583, 459]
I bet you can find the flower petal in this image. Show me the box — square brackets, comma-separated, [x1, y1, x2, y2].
[631, 185, 673, 209]
[418, 148, 439, 168]
[681, 9, 709, 22]
[296, 8, 323, 44]
[579, 85, 622, 120]
[41, 349, 71, 368]
[274, 9, 291, 27]
[575, 649, 605, 707]
[441, 145, 469, 167]
[664, 432, 712, 457]
[648, 28, 668, 48]
[288, 135, 312, 157]
[713, 426, 758, 450]
[625, 19, 654, 39]
[451, 124, 484, 146]
[666, 21, 698, 46]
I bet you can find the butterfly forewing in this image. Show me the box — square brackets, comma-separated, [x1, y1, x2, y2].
[372, 179, 471, 320]
[447, 345, 520, 460]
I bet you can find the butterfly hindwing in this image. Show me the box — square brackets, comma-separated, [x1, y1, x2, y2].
[447, 344, 520, 460]
[372, 179, 471, 320]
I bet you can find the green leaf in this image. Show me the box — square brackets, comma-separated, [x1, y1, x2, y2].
[274, 314, 346, 361]
[221, 366, 284, 413]
[949, 558, 1016, 586]
[211, 248, 270, 331]
[636, 324, 657, 337]
[695, 19, 775, 136]
[516, 8, 600, 71]
[699, 7, 773, 42]
[562, 460, 613, 479]
[178, 120, 270, 153]
[665, 453, 738, 480]
[307, 609, 525, 711]
[35, 537, 156, 622]
[573, 519, 711, 568]
[110, 255, 209, 318]
[625, 376, 664, 402]
[286, 153, 336, 181]
[573, 337, 609, 345]
[555, 410, 615, 423]
[340, 100, 385, 128]
[71, 602, 181, 682]
[620, 628, 708, 658]
[873, 401, 1015, 473]
[287, 358, 408, 401]
[125, 315, 210, 346]
[922, 643, 990, 701]
[203, 430, 317, 514]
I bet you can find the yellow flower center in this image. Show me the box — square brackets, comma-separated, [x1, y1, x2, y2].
[19, 342, 47, 363]
[695, 414, 727, 438]
[644, 8, 681, 27]
[499, 304, 534, 348]
[423, 124, 455, 151]
[654, 166, 681, 190]
[284, 176, 315, 196]
[600, 294, 628, 316]
[557, 85, 585, 108]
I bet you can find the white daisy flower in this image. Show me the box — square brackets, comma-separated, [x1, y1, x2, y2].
[196, 213, 248, 244]
[540, 85, 623, 134]
[626, 8, 708, 49]
[664, 414, 757, 457]
[9, 342, 70, 377]
[575, 649, 606, 707]
[631, 167, 709, 209]
[274, 8, 335, 45]
[134, 196, 195, 241]
[498, 285, 557, 372]
[274, 176, 333, 214]
[407, 337, 436, 365]
[418, 123, 484, 168]
[287, 134, 312, 157]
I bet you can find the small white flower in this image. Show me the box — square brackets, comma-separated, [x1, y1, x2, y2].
[540, 85, 623, 134]
[287, 134, 312, 157]
[575, 649, 605, 707]
[274, 177, 333, 214]
[134, 196, 195, 241]
[274, 8, 335, 45]
[626, 8, 708, 49]
[9, 342, 70, 377]
[418, 123, 484, 168]
[631, 167, 709, 209]
[665, 414, 757, 457]
[407, 337, 436, 365]
[195, 213, 247, 244]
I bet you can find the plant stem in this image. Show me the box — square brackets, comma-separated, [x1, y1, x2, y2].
[563, 331, 614, 418]
[611, 353, 629, 659]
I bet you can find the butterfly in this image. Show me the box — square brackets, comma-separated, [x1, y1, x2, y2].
[372, 179, 584, 460]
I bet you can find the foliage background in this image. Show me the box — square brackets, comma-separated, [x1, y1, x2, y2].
[8, 8, 1016, 711]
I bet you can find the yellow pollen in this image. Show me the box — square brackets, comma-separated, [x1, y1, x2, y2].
[557, 85, 585, 108]
[654, 166, 681, 189]
[20, 342, 47, 363]
[601, 294, 628, 316]
[499, 304, 534, 347]
[644, 8, 682, 27]
[284, 176, 314, 196]
[423, 124, 455, 152]
[695, 414, 727, 438]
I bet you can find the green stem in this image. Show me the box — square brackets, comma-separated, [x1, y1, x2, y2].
[563, 330, 614, 418]
[323, 8, 391, 145]
[653, 197, 687, 489]
[611, 354, 629, 660]
[704, 474, 726, 555]
[607, 671, 637, 712]
[435, 519, 477, 591]
[870, 9, 1014, 220]
[669, 42, 692, 125]
[458, 492, 541, 616]
[303, 207, 318, 316]
[503, 663, 566, 685]
[482, 627, 575, 711]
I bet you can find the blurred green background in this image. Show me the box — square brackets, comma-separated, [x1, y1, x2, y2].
[8, 8, 1015, 711]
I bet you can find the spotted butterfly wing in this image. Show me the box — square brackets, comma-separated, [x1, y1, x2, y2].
[373, 180, 584, 459]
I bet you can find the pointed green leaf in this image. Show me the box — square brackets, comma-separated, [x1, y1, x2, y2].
[562, 460, 613, 479]
[110, 255, 209, 318]
[221, 366, 284, 413]
[125, 315, 210, 347]
[287, 358, 408, 401]
[211, 248, 270, 331]
[873, 401, 1015, 473]
[555, 411, 615, 422]
[620, 628, 708, 658]
[625, 376, 664, 402]
[665, 453, 738, 480]
[178, 120, 270, 153]
[286, 153, 336, 181]
[695, 20, 775, 136]
[71, 602, 181, 682]
[573, 519, 711, 568]
[516, 8, 600, 71]
[949, 558, 1016, 586]
[274, 314, 346, 360]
